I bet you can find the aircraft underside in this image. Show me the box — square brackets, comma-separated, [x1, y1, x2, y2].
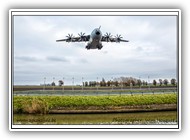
[86, 45, 103, 50]
[86, 41, 103, 50]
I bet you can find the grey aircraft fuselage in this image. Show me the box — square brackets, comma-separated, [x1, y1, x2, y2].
[86, 28, 103, 50]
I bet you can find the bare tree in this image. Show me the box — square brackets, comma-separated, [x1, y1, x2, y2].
[100, 78, 106, 87]
[171, 78, 176, 85]
[137, 79, 142, 87]
[159, 79, 163, 86]
[163, 79, 169, 86]
[153, 80, 157, 86]
[84, 81, 88, 87]
[51, 82, 56, 86]
[107, 80, 111, 87]
[114, 81, 119, 87]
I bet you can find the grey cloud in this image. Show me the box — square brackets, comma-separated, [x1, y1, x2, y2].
[46, 56, 69, 62]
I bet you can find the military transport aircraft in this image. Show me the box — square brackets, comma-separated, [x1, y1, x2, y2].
[56, 26, 129, 50]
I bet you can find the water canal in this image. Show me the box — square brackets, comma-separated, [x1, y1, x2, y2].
[13, 111, 177, 125]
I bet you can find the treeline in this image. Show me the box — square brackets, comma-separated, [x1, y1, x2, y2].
[83, 77, 177, 87]
[41, 77, 177, 87]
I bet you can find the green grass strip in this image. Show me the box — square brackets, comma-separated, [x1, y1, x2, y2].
[13, 94, 177, 114]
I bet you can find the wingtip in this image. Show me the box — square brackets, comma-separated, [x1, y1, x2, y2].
[56, 40, 63, 42]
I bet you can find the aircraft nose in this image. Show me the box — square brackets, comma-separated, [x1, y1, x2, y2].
[96, 31, 100, 35]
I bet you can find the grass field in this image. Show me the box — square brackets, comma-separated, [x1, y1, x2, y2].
[13, 94, 177, 114]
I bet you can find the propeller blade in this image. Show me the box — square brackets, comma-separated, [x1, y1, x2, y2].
[114, 34, 124, 42]
[78, 32, 86, 41]
[104, 32, 112, 42]
[65, 33, 75, 42]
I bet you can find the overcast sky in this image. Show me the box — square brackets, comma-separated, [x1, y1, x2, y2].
[13, 15, 177, 85]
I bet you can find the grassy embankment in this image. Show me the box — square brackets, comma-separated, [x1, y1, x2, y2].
[13, 94, 177, 114]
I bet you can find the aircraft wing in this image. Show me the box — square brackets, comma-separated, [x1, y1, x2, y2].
[115, 39, 129, 42]
[56, 34, 90, 42]
[101, 33, 129, 43]
[56, 39, 68, 42]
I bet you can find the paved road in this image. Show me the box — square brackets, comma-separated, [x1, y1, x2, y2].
[14, 89, 177, 96]
[14, 86, 177, 91]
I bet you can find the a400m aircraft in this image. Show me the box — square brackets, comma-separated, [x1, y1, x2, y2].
[56, 26, 129, 50]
